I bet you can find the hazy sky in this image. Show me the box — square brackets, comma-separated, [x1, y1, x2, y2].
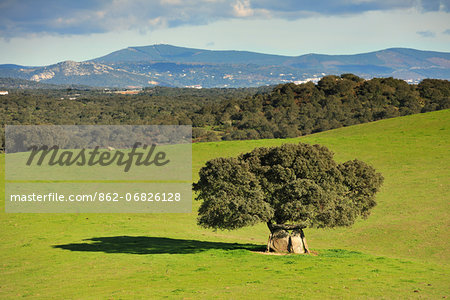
[0, 0, 449, 66]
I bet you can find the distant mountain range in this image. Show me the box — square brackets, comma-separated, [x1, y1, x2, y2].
[1, 44, 449, 88]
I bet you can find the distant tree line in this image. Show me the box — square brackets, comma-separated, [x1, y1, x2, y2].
[1, 74, 449, 151]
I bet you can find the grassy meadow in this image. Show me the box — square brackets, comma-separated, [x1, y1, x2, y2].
[0, 109, 449, 298]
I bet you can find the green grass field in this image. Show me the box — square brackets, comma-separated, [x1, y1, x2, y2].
[1, 110, 449, 299]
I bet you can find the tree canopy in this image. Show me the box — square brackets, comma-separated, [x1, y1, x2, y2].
[193, 143, 384, 230]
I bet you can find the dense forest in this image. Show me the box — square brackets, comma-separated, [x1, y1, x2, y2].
[1, 74, 449, 150]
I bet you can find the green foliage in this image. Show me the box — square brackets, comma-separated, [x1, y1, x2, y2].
[1, 75, 449, 151]
[418, 79, 450, 112]
[195, 157, 273, 230]
[194, 142, 383, 230]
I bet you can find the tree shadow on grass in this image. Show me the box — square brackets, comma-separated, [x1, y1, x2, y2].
[53, 236, 264, 255]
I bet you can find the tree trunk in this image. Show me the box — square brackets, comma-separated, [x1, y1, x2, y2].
[266, 222, 310, 254]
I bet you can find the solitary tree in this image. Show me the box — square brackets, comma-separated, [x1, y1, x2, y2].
[193, 143, 384, 253]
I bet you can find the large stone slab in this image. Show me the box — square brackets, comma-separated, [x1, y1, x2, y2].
[289, 230, 305, 254]
[268, 229, 290, 253]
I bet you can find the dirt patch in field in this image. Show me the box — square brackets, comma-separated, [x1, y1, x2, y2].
[252, 251, 318, 256]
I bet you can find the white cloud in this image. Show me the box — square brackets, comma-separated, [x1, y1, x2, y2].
[233, 0, 254, 17]
[160, 0, 184, 4]
[1, 0, 448, 37]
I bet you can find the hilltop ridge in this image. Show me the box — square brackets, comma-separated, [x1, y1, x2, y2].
[0, 45, 449, 88]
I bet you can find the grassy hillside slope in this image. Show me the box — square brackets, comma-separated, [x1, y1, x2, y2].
[0, 110, 448, 298]
[192, 109, 450, 265]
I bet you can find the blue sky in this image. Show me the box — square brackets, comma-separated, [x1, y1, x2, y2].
[0, 0, 449, 65]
